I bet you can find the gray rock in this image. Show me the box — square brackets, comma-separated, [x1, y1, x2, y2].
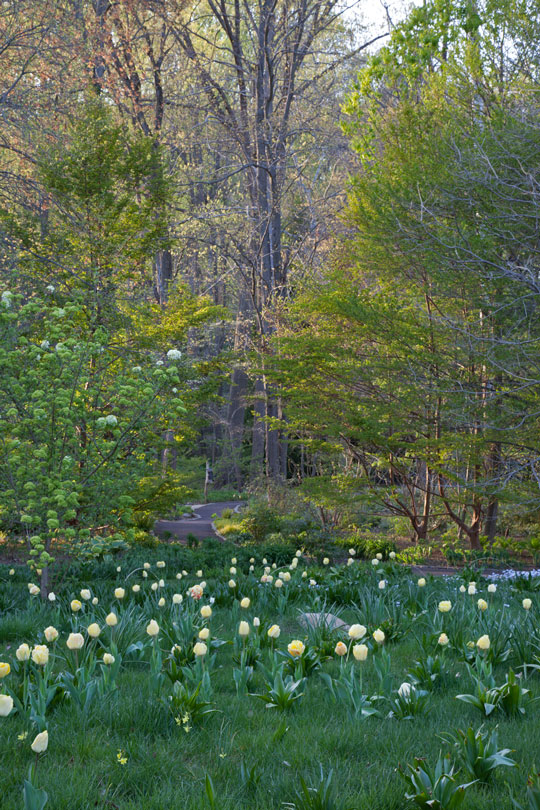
[298, 612, 349, 632]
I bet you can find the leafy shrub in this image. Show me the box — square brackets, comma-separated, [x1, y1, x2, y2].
[219, 523, 250, 538]
[76, 533, 129, 560]
[241, 503, 282, 542]
[336, 533, 397, 560]
[397, 545, 434, 565]
[444, 547, 514, 568]
[131, 474, 194, 518]
[131, 529, 158, 548]
[296, 528, 336, 558]
[132, 511, 156, 531]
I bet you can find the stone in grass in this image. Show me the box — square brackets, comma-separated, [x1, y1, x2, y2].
[299, 612, 349, 632]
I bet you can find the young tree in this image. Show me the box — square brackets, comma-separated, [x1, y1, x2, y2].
[271, 0, 540, 547]
[0, 101, 222, 592]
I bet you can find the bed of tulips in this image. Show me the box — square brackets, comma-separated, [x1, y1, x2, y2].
[2, 548, 540, 809]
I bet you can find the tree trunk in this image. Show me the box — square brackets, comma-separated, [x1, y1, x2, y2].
[484, 440, 501, 543]
[265, 389, 280, 479]
[227, 366, 249, 490]
[161, 429, 177, 476]
[485, 497, 498, 544]
[251, 377, 266, 477]
[40, 566, 49, 600]
[154, 249, 173, 306]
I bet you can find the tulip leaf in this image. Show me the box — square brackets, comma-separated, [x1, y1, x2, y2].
[23, 780, 48, 810]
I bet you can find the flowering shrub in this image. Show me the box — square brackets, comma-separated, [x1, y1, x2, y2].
[0, 292, 186, 589]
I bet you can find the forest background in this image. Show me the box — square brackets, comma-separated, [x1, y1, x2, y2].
[2, 0, 540, 580]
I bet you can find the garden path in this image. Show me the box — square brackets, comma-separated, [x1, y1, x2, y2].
[153, 501, 245, 543]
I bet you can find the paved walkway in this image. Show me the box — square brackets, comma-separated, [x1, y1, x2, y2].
[153, 501, 244, 542]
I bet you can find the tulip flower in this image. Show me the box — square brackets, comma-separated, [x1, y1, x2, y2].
[287, 640, 305, 657]
[31, 645, 49, 666]
[16, 643, 31, 662]
[66, 633, 84, 650]
[31, 730, 48, 753]
[0, 694, 14, 716]
[353, 644, 368, 661]
[476, 634, 490, 650]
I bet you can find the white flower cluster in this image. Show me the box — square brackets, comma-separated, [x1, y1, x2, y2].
[487, 568, 540, 582]
[96, 414, 118, 428]
[1, 290, 13, 307]
[166, 349, 182, 360]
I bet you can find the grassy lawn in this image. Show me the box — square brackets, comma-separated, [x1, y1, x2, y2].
[1, 542, 539, 809]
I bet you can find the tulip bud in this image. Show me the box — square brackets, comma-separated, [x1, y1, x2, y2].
[31, 730, 48, 753]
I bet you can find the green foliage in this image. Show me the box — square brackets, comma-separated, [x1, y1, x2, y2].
[387, 683, 429, 720]
[0, 102, 225, 580]
[399, 753, 477, 809]
[23, 779, 48, 810]
[407, 654, 449, 691]
[239, 760, 263, 792]
[241, 503, 282, 543]
[320, 666, 379, 720]
[512, 768, 540, 810]
[268, 0, 540, 549]
[441, 725, 516, 784]
[165, 680, 218, 729]
[336, 534, 397, 560]
[457, 669, 534, 718]
[0, 291, 181, 573]
[283, 768, 338, 810]
[250, 669, 306, 711]
[232, 649, 254, 696]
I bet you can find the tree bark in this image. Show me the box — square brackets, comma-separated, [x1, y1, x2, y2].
[154, 249, 173, 306]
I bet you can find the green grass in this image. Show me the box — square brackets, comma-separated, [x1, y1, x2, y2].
[0, 552, 538, 809]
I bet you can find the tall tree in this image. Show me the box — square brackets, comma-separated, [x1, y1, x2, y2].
[155, 0, 383, 484]
[270, 0, 540, 546]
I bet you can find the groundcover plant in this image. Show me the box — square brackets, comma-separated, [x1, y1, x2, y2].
[1, 550, 540, 809]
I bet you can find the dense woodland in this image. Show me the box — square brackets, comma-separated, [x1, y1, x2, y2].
[1, 0, 540, 574]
